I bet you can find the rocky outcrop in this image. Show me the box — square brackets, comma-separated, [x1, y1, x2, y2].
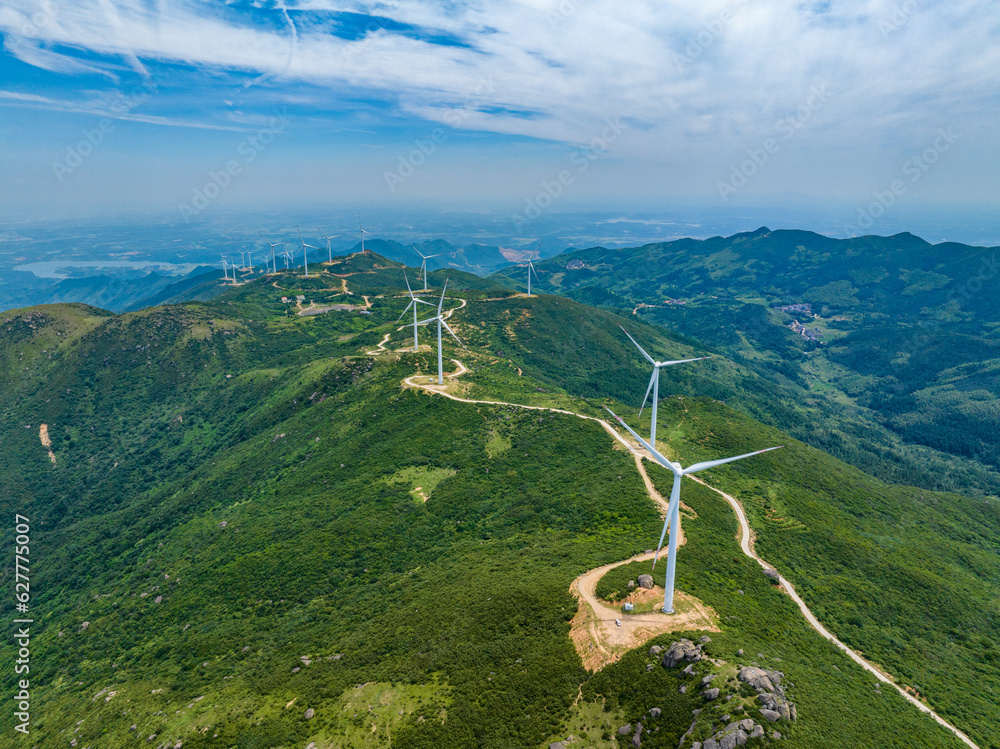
[662, 639, 705, 668]
[701, 718, 767, 749]
[738, 666, 796, 723]
[638, 574, 654, 589]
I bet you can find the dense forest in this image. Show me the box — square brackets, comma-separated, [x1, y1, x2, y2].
[0, 252, 996, 747]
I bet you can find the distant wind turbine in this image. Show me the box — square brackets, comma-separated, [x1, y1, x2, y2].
[282, 250, 292, 269]
[418, 277, 464, 384]
[220, 255, 229, 283]
[259, 233, 281, 274]
[357, 217, 369, 253]
[396, 272, 434, 351]
[413, 246, 440, 292]
[621, 326, 712, 448]
[605, 405, 782, 614]
[319, 229, 340, 264]
[526, 258, 538, 296]
[297, 227, 317, 278]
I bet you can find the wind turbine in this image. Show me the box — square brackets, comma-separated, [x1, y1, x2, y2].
[259, 234, 281, 274]
[418, 277, 464, 384]
[413, 246, 440, 292]
[525, 258, 538, 296]
[319, 229, 340, 264]
[396, 272, 434, 351]
[357, 217, 369, 253]
[525, 239, 542, 295]
[621, 326, 712, 448]
[297, 227, 317, 278]
[282, 250, 292, 269]
[220, 255, 229, 283]
[605, 405, 782, 614]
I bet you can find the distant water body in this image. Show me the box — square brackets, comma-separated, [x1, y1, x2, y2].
[14, 260, 203, 279]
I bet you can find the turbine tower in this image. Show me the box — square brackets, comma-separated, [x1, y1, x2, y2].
[525, 239, 542, 296]
[621, 326, 712, 448]
[319, 229, 340, 264]
[413, 246, 440, 292]
[418, 277, 464, 384]
[297, 227, 317, 278]
[605, 405, 782, 614]
[259, 233, 281, 274]
[220, 255, 229, 283]
[396, 271, 434, 351]
[526, 259, 538, 296]
[357, 217, 369, 253]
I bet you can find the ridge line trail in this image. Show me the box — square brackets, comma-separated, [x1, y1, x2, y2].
[398, 344, 980, 746]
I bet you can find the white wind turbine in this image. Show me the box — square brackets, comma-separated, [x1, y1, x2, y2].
[525, 239, 542, 296]
[297, 227, 317, 278]
[413, 246, 440, 292]
[621, 326, 712, 448]
[319, 229, 340, 264]
[220, 255, 230, 283]
[282, 250, 292, 269]
[525, 259, 538, 296]
[357, 216, 369, 252]
[259, 234, 281, 274]
[418, 277, 464, 384]
[605, 405, 782, 614]
[396, 272, 434, 351]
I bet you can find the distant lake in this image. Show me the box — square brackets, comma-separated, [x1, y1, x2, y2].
[14, 260, 205, 279]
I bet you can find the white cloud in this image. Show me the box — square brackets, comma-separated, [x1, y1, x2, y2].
[1, 0, 998, 198]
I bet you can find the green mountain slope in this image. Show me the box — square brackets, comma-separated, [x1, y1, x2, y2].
[492, 230, 1000, 497]
[0, 261, 996, 748]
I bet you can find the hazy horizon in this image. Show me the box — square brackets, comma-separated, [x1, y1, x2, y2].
[2, 1, 998, 240]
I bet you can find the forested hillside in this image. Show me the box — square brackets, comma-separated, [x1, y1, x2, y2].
[0, 254, 996, 748]
[493, 229, 1000, 498]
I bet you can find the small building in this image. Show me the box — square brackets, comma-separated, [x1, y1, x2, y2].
[281, 297, 288, 303]
[623, 602, 635, 613]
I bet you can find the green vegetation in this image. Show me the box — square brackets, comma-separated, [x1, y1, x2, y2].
[0, 252, 995, 748]
[492, 229, 1000, 498]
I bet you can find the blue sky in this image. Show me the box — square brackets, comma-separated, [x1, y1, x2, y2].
[1, 0, 998, 233]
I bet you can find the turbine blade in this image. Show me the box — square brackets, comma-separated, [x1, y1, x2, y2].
[396, 300, 415, 322]
[658, 355, 714, 367]
[404, 271, 414, 297]
[602, 406, 678, 474]
[653, 475, 682, 568]
[441, 319, 465, 348]
[638, 368, 656, 418]
[437, 278, 449, 312]
[620, 326, 656, 365]
[651, 513, 671, 569]
[683, 446, 784, 475]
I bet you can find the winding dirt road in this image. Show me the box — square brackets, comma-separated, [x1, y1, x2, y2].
[391, 318, 980, 748]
